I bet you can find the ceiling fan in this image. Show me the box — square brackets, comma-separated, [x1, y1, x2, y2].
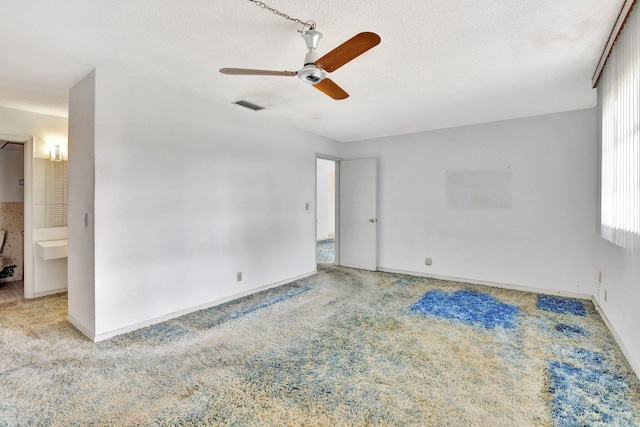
[220, 30, 381, 100]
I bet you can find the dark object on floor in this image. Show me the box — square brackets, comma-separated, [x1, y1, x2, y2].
[0, 265, 17, 280]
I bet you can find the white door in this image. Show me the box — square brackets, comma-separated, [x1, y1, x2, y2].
[339, 158, 377, 270]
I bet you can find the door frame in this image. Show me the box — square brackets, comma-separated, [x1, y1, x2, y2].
[315, 154, 341, 266]
[0, 132, 33, 298]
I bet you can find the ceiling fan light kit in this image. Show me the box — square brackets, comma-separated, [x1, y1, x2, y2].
[221, 2, 380, 100]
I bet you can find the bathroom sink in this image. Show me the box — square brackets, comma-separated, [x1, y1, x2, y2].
[35, 239, 68, 260]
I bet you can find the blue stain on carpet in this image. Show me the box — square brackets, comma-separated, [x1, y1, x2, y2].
[119, 321, 191, 344]
[552, 347, 606, 367]
[410, 290, 519, 329]
[229, 286, 311, 320]
[566, 348, 606, 366]
[547, 360, 635, 426]
[537, 295, 586, 316]
[554, 324, 588, 337]
[394, 279, 412, 286]
[164, 283, 313, 331]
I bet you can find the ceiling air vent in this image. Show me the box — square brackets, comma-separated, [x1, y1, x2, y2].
[233, 100, 265, 111]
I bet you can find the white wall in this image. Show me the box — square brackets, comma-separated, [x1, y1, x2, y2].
[69, 69, 339, 339]
[68, 70, 96, 337]
[328, 170, 335, 237]
[316, 158, 333, 240]
[339, 108, 599, 295]
[596, 241, 640, 373]
[0, 149, 24, 202]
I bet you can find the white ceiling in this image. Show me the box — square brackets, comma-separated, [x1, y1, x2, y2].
[0, 0, 623, 142]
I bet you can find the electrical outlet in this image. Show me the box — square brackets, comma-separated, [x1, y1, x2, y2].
[237, 272, 242, 282]
[425, 257, 432, 266]
[84, 213, 89, 227]
[599, 271, 602, 283]
[604, 289, 608, 302]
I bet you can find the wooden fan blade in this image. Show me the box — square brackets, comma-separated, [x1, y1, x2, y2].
[313, 78, 349, 100]
[315, 32, 381, 73]
[219, 68, 296, 77]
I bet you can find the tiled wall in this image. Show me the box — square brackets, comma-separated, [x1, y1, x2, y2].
[0, 202, 24, 282]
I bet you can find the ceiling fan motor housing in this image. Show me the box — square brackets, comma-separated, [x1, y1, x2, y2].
[297, 50, 326, 84]
[297, 65, 326, 84]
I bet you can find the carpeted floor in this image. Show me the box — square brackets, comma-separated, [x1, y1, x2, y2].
[1, 265, 639, 426]
[316, 238, 335, 264]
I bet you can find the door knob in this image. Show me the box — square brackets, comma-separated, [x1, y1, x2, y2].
[369, 218, 377, 222]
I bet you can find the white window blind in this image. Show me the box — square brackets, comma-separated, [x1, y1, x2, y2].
[49, 161, 68, 227]
[600, 4, 640, 254]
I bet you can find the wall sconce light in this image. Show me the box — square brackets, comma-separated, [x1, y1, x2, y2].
[50, 144, 63, 162]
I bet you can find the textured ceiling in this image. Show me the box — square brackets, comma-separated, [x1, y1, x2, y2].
[0, 0, 624, 142]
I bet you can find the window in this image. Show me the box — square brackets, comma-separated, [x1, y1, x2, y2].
[47, 160, 68, 227]
[600, 4, 640, 254]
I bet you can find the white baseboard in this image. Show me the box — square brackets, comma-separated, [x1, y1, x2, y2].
[66, 313, 95, 341]
[378, 267, 592, 300]
[88, 271, 316, 343]
[32, 287, 67, 299]
[591, 297, 640, 380]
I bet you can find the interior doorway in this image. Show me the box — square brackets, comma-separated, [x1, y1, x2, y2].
[0, 137, 26, 303]
[316, 157, 338, 265]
